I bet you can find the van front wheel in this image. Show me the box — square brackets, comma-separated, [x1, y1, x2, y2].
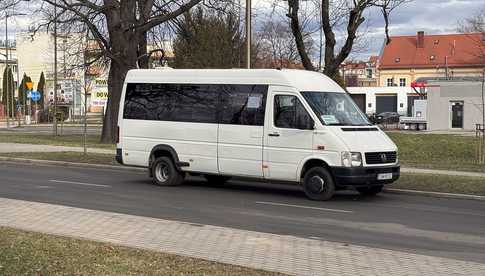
[151, 157, 184, 186]
[302, 167, 335, 201]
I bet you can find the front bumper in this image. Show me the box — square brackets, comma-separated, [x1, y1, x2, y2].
[332, 164, 400, 187]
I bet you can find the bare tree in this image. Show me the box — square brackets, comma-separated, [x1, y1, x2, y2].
[32, 0, 206, 143]
[286, 0, 409, 79]
[256, 19, 312, 68]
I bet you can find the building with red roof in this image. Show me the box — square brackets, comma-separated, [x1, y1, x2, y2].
[378, 31, 485, 87]
[339, 56, 379, 87]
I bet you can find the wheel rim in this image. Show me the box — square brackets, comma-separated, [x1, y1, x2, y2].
[308, 175, 326, 194]
[155, 162, 170, 182]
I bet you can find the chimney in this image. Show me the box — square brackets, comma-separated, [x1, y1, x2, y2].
[417, 31, 425, 48]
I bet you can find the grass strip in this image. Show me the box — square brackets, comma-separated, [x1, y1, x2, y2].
[387, 132, 485, 173]
[0, 227, 284, 276]
[0, 133, 115, 150]
[392, 173, 485, 196]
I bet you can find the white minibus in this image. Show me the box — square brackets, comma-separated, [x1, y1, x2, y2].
[116, 69, 399, 200]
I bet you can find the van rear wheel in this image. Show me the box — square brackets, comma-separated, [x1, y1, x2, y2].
[204, 174, 231, 184]
[356, 185, 383, 196]
[302, 167, 335, 201]
[151, 157, 184, 186]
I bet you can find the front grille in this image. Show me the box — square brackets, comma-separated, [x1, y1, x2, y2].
[365, 151, 397, 164]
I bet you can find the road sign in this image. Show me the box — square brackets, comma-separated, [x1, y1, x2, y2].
[26, 82, 33, 90]
[26, 91, 32, 99]
[30, 91, 41, 102]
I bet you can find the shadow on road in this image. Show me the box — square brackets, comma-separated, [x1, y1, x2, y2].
[128, 176, 386, 203]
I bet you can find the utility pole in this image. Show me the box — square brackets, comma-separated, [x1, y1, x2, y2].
[53, 0, 58, 136]
[318, 1, 323, 71]
[245, 0, 251, 69]
[4, 14, 9, 129]
[83, 34, 88, 156]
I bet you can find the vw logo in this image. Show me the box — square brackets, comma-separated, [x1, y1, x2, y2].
[380, 153, 388, 162]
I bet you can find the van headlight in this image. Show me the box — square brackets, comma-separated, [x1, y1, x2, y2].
[341, 151, 362, 167]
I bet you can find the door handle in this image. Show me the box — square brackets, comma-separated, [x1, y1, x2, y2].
[268, 132, 280, 137]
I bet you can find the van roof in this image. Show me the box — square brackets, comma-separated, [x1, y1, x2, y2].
[125, 69, 345, 93]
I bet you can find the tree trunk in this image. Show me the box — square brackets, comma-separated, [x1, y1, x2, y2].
[100, 1, 141, 144]
[287, 0, 315, 71]
[100, 26, 139, 143]
[100, 61, 130, 143]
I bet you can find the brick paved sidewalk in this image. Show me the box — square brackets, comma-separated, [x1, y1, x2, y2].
[2, 197, 484, 275]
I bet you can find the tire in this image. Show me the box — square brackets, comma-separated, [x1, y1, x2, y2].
[204, 174, 231, 184]
[356, 185, 383, 196]
[151, 156, 184, 186]
[302, 167, 335, 201]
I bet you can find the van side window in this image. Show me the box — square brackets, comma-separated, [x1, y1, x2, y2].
[124, 83, 218, 123]
[274, 95, 313, 129]
[219, 85, 268, 126]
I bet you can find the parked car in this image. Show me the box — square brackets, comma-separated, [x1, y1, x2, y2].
[116, 69, 400, 201]
[376, 112, 401, 124]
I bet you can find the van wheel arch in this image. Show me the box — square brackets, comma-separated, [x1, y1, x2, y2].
[149, 145, 185, 176]
[300, 159, 334, 182]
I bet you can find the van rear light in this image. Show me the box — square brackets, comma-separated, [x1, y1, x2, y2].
[116, 126, 120, 144]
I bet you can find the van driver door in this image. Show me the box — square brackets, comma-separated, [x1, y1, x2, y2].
[263, 91, 315, 181]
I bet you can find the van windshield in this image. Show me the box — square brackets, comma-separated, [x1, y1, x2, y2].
[301, 91, 371, 126]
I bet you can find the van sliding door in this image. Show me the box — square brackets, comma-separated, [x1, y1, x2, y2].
[217, 85, 268, 178]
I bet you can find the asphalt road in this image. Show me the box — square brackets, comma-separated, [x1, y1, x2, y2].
[1, 162, 485, 264]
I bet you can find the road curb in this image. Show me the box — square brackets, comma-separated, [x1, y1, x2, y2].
[0, 157, 146, 172]
[401, 167, 485, 178]
[384, 188, 485, 201]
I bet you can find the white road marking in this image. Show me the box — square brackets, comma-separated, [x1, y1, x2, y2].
[255, 201, 353, 213]
[49, 180, 111, 188]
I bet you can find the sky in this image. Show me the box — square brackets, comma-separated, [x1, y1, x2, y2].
[252, 0, 485, 61]
[2, 0, 484, 61]
[358, 0, 484, 59]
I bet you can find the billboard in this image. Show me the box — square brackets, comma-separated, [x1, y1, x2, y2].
[91, 79, 108, 107]
[48, 79, 81, 105]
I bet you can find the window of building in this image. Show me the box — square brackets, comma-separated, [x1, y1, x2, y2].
[274, 95, 313, 129]
[366, 69, 373, 78]
[399, 78, 406, 87]
[387, 78, 394, 87]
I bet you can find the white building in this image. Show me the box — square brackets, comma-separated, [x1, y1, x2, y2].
[16, 32, 88, 118]
[427, 80, 484, 131]
[347, 86, 417, 115]
[0, 45, 19, 92]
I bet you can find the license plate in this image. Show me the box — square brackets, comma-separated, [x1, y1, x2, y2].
[377, 173, 393, 180]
